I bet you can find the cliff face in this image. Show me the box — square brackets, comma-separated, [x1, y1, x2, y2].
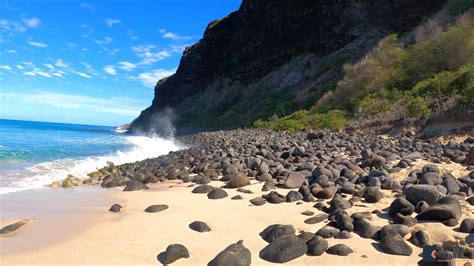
[130, 0, 447, 135]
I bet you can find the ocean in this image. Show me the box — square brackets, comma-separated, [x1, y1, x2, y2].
[0, 119, 181, 194]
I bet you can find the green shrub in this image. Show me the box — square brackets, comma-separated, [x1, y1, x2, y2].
[404, 95, 431, 117]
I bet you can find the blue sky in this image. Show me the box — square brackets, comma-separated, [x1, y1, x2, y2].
[0, 0, 240, 126]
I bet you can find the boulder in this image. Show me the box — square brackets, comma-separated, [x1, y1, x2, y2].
[416, 196, 462, 222]
[259, 235, 307, 263]
[192, 185, 215, 194]
[326, 244, 353, 256]
[408, 230, 430, 247]
[404, 185, 443, 206]
[316, 226, 340, 239]
[208, 240, 251, 266]
[207, 188, 228, 199]
[226, 174, 250, 188]
[260, 224, 296, 243]
[379, 233, 413, 256]
[459, 218, 474, 233]
[364, 187, 384, 203]
[389, 197, 415, 217]
[283, 172, 306, 189]
[109, 204, 122, 213]
[145, 204, 169, 213]
[306, 236, 328, 256]
[158, 244, 190, 264]
[263, 191, 286, 204]
[286, 191, 304, 202]
[123, 180, 149, 191]
[189, 221, 211, 232]
[250, 197, 266, 206]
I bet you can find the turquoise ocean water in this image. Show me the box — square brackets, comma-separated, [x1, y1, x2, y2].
[0, 119, 180, 194]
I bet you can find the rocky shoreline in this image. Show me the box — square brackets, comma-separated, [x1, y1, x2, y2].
[48, 129, 474, 264]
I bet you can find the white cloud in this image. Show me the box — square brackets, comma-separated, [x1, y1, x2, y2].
[103, 65, 117, 75]
[28, 40, 48, 47]
[0, 65, 12, 71]
[131, 44, 186, 65]
[160, 29, 192, 40]
[104, 18, 121, 27]
[22, 18, 41, 28]
[0, 91, 144, 117]
[0, 19, 26, 33]
[35, 70, 52, 78]
[5, 49, 17, 54]
[23, 71, 36, 76]
[66, 42, 77, 49]
[137, 69, 175, 88]
[118, 61, 136, 71]
[16, 65, 24, 69]
[93, 36, 113, 45]
[127, 29, 139, 40]
[55, 59, 69, 68]
[80, 2, 95, 11]
[44, 63, 55, 70]
[73, 71, 92, 78]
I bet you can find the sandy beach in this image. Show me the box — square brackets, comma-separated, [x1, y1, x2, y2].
[1, 157, 473, 265]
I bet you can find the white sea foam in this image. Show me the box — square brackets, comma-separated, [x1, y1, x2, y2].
[0, 135, 183, 194]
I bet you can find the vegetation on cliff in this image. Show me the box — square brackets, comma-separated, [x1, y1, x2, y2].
[255, 13, 474, 131]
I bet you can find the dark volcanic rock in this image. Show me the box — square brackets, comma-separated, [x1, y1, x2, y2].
[0, 219, 30, 235]
[408, 230, 430, 247]
[304, 213, 328, 225]
[260, 224, 296, 243]
[208, 240, 251, 266]
[286, 190, 304, 202]
[459, 218, 474, 233]
[189, 221, 211, 232]
[259, 234, 307, 263]
[283, 172, 306, 189]
[145, 204, 169, 213]
[379, 233, 413, 256]
[250, 197, 266, 206]
[326, 244, 353, 256]
[123, 180, 149, 191]
[109, 204, 122, 213]
[158, 244, 190, 264]
[226, 174, 250, 188]
[306, 235, 328, 256]
[416, 196, 462, 222]
[263, 191, 286, 204]
[192, 185, 215, 194]
[364, 187, 384, 203]
[389, 197, 415, 217]
[316, 226, 340, 239]
[207, 188, 228, 199]
[404, 185, 443, 206]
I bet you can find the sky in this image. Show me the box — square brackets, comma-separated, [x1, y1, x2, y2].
[0, 0, 240, 126]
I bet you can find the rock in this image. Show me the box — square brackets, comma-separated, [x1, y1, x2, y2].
[364, 187, 384, 203]
[123, 180, 149, 191]
[226, 174, 250, 188]
[335, 212, 354, 232]
[404, 185, 443, 205]
[231, 195, 244, 200]
[379, 233, 413, 256]
[416, 196, 462, 222]
[145, 204, 169, 213]
[0, 219, 30, 235]
[315, 187, 336, 199]
[192, 185, 215, 194]
[415, 200, 429, 213]
[189, 221, 211, 232]
[393, 213, 417, 227]
[335, 230, 352, 239]
[389, 197, 415, 217]
[50, 181, 61, 188]
[408, 230, 430, 247]
[329, 194, 352, 212]
[132, 172, 148, 183]
[442, 178, 460, 194]
[109, 204, 122, 213]
[259, 235, 307, 263]
[306, 235, 328, 256]
[158, 244, 190, 264]
[209, 240, 251, 266]
[263, 191, 286, 204]
[283, 172, 306, 189]
[459, 218, 474, 233]
[301, 210, 315, 216]
[353, 216, 381, 239]
[256, 173, 273, 182]
[207, 188, 228, 199]
[286, 190, 304, 202]
[62, 178, 74, 188]
[260, 224, 296, 243]
[304, 214, 327, 224]
[250, 197, 266, 206]
[316, 226, 340, 239]
[326, 244, 353, 256]
[236, 188, 253, 194]
[262, 180, 276, 191]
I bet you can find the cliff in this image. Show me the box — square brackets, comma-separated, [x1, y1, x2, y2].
[130, 0, 447, 135]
